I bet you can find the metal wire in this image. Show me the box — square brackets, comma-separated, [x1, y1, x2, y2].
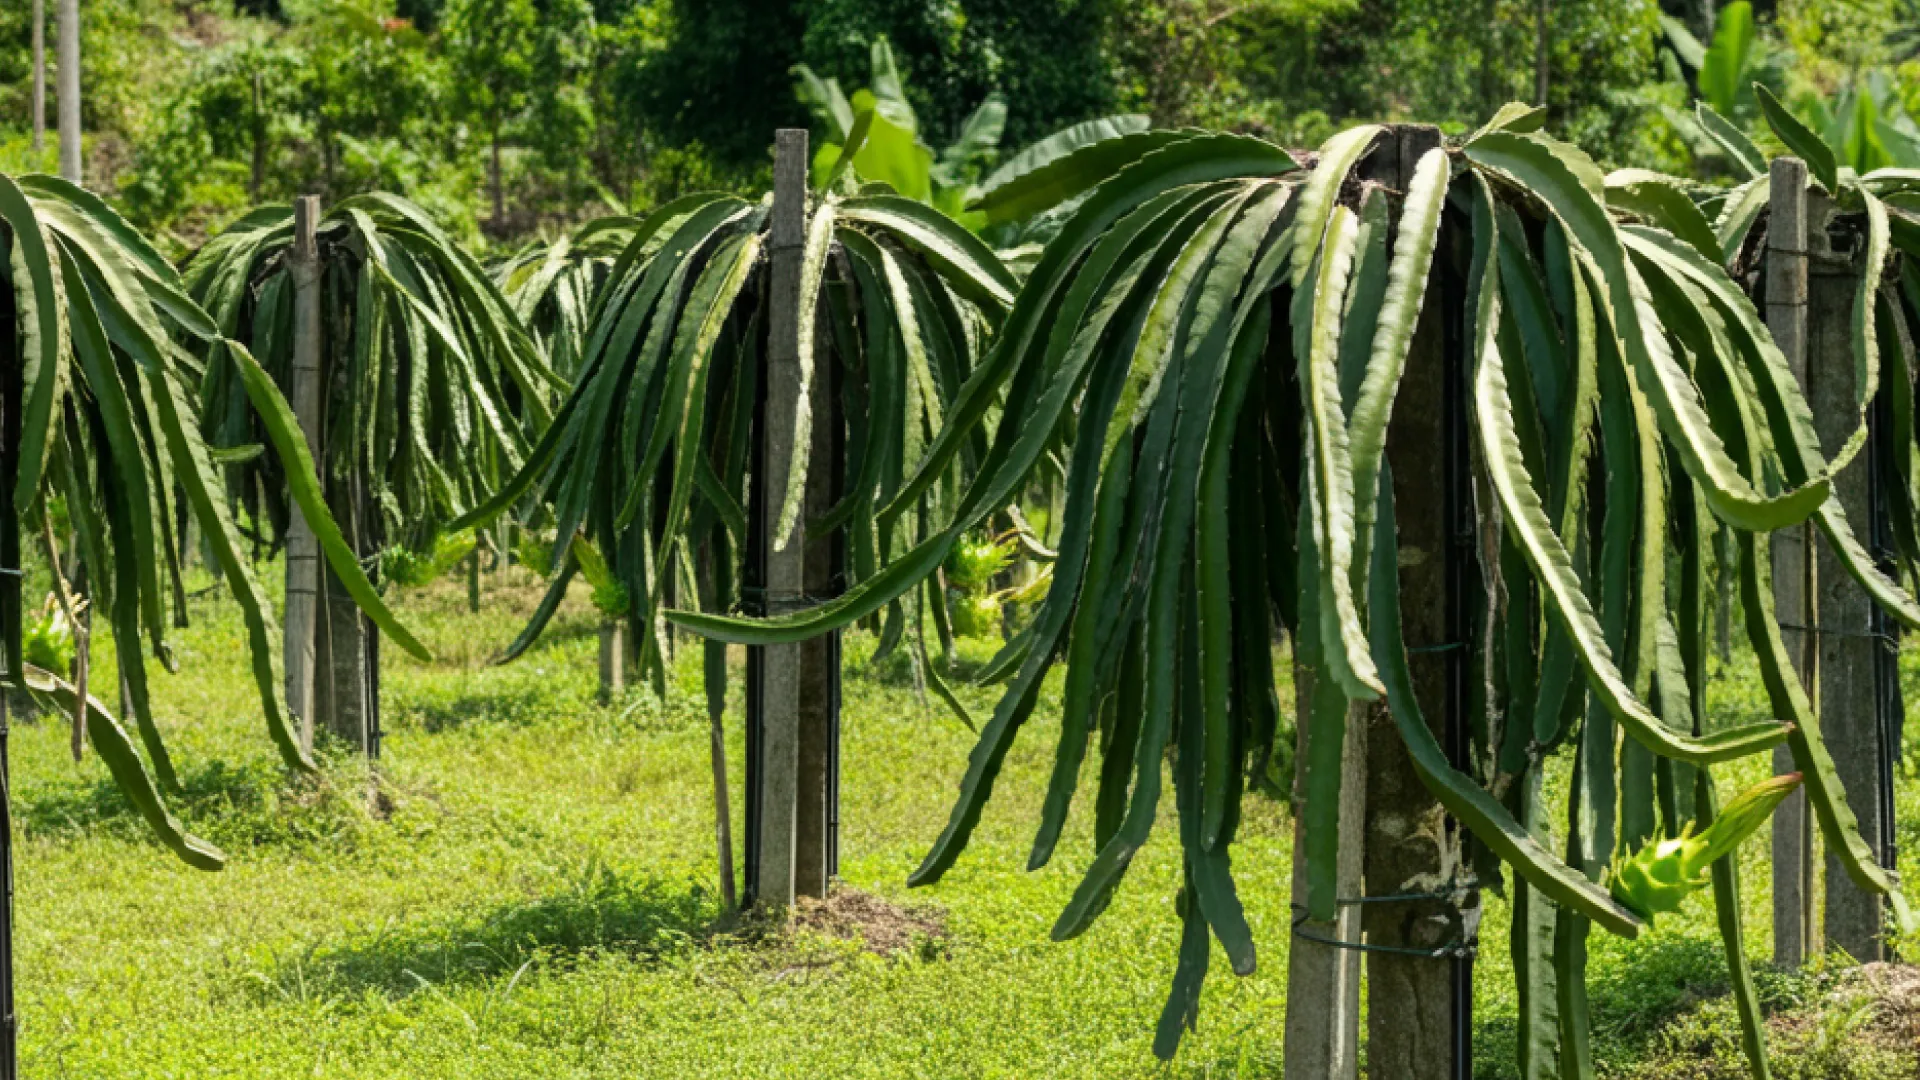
[1289, 880, 1482, 960]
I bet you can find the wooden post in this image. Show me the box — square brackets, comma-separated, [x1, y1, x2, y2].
[748, 128, 810, 910]
[1766, 157, 1819, 967]
[1361, 123, 1475, 1080]
[286, 196, 323, 754]
[1808, 197, 1891, 962]
[55, 0, 79, 183]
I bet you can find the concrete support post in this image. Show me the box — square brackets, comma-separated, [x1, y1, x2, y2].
[1766, 157, 1819, 967]
[1808, 193, 1893, 963]
[1360, 123, 1475, 1080]
[286, 196, 323, 754]
[750, 128, 810, 911]
[1285, 124, 1469, 1080]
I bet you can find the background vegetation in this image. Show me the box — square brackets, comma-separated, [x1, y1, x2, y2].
[4, 0, 1919, 254]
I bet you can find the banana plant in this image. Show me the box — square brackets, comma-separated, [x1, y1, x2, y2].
[794, 37, 1006, 226]
[674, 111, 1918, 1076]
[184, 193, 559, 559]
[0, 173, 422, 868]
[494, 216, 638, 380]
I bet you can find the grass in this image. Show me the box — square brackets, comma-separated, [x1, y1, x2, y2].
[11, 563, 1920, 1077]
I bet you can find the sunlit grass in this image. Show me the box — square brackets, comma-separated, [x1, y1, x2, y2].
[11, 563, 1916, 1077]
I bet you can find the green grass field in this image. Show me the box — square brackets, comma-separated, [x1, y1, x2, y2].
[12, 565, 1920, 1078]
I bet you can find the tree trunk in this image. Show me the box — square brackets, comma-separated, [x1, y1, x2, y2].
[489, 135, 505, 231]
[31, 0, 46, 154]
[56, 0, 80, 183]
[467, 547, 481, 613]
[250, 71, 267, 201]
[1535, 0, 1550, 107]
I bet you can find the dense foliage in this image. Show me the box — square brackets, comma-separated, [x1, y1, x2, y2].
[184, 193, 555, 558]
[676, 107, 1920, 1077]
[9, 0, 1916, 253]
[457, 169, 1016, 717]
[0, 171, 418, 865]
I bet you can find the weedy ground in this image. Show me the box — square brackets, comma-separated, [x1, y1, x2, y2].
[12, 564, 1920, 1078]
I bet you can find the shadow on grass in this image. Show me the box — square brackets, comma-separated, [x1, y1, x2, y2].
[20, 757, 271, 838]
[388, 685, 553, 734]
[258, 868, 720, 1002]
[18, 755, 392, 853]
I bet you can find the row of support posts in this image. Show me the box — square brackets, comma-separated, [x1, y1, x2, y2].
[1286, 124, 1476, 1080]
[1766, 157, 1904, 967]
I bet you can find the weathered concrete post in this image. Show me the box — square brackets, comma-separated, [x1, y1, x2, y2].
[310, 219, 376, 756]
[1360, 123, 1475, 1080]
[1766, 157, 1819, 967]
[749, 128, 810, 910]
[314, 480, 375, 754]
[1286, 124, 1469, 1080]
[1807, 191, 1895, 963]
[598, 621, 625, 702]
[286, 195, 323, 753]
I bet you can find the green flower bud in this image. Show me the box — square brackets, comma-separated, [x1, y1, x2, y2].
[1608, 773, 1802, 921]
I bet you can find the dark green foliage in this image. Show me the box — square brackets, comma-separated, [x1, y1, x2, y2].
[1, 171, 422, 865]
[186, 193, 552, 558]
[678, 113, 1920, 1077]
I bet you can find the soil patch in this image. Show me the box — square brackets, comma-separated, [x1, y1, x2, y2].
[790, 887, 948, 958]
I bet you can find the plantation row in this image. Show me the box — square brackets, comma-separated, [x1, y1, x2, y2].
[7, 88, 1920, 1080]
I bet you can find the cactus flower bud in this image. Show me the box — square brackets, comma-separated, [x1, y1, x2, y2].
[1608, 773, 1803, 921]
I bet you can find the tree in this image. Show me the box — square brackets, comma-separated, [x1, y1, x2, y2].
[443, 0, 597, 235]
[186, 193, 554, 567]
[459, 175, 1016, 901]
[621, 0, 806, 171]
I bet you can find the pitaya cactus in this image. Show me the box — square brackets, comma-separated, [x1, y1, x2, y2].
[1609, 773, 1803, 921]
